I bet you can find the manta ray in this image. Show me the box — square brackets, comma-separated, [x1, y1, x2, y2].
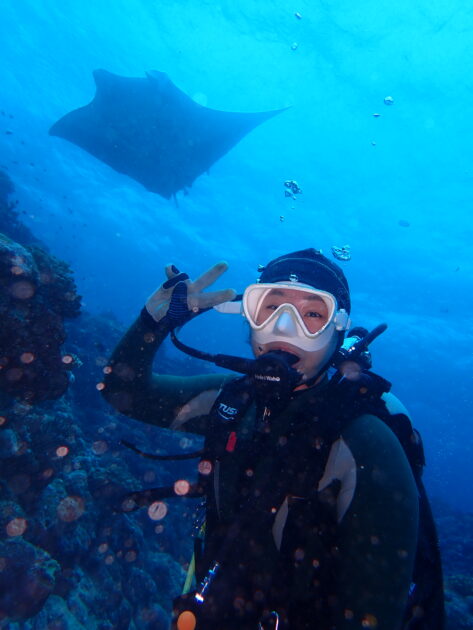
[50, 69, 285, 199]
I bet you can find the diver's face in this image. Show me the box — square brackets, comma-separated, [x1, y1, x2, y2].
[250, 288, 338, 382]
[255, 288, 330, 332]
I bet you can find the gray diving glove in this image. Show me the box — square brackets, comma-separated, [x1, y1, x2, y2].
[145, 262, 236, 330]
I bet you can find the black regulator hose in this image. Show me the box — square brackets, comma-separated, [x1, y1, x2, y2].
[170, 328, 256, 374]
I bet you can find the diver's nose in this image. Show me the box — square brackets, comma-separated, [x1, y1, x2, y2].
[273, 310, 298, 337]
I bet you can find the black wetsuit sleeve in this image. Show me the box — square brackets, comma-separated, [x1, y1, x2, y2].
[101, 310, 229, 432]
[336, 414, 419, 629]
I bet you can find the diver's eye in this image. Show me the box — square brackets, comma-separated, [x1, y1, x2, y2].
[305, 311, 323, 319]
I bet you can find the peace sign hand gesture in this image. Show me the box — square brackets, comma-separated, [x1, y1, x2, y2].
[145, 262, 236, 329]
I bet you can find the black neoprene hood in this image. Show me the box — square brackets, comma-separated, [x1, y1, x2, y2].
[259, 248, 351, 314]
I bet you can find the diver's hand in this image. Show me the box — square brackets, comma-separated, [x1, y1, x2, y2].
[145, 262, 236, 329]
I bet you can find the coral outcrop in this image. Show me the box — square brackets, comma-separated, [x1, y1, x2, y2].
[0, 171, 81, 402]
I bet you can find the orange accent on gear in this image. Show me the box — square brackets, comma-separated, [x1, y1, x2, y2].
[177, 610, 197, 630]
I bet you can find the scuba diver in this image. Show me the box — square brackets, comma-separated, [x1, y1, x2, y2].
[102, 249, 444, 630]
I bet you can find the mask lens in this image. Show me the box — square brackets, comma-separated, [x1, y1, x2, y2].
[244, 284, 336, 337]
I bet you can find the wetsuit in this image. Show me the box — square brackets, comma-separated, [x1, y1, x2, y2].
[103, 313, 419, 630]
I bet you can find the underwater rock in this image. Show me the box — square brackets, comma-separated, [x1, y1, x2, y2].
[0, 233, 81, 402]
[29, 594, 86, 630]
[444, 576, 473, 629]
[123, 566, 159, 606]
[133, 602, 169, 630]
[146, 551, 186, 608]
[0, 538, 60, 623]
[0, 428, 20, 458]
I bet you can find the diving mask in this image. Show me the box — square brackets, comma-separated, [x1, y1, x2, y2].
[242, 282, 350, 352]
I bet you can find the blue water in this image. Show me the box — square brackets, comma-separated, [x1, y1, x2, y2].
[1, 0, 472, 515]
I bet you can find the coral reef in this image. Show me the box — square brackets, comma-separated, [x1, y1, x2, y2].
[0, 171, 81, 402]
[0, 234, 81, 401]
[0, 383, 193, 629]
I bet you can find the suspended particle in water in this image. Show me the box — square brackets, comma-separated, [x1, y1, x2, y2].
[103, 365, 112, 374]
[291, 42, 299, 50]
[96, 382, 105, 391]
[121, 498, 136, 512]
[294, 11, 302, 19]
[373, 112, 380, 118]
[0, 416, 7, 426]
[98, 543, 108, 554]
[362, 614, 378, 628]
[147, 501, 167, 521]
[198, 460, 212, 475]
[6, 518, 27, 537]
[9, 280, 35, 299]
[57, 496, 85, 523]
[125, 550, 137, 563]
[20, 352, 35, 364]
[398, 219, 410, 227]
[280, 215, 285, 222]
[104, 554, 114, 565]
[56, 446, 69, 457]
[62, 354, 74, 364]
[384, 95, 394, 105]
[174, 480, 190, 496]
